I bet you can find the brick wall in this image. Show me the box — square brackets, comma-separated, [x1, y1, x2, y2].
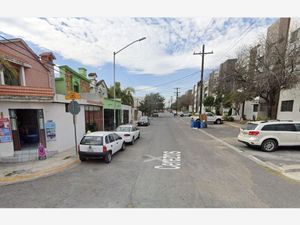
[80, 79, 90, 93]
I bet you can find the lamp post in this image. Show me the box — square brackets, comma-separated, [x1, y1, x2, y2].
[113, 37, 146, 130]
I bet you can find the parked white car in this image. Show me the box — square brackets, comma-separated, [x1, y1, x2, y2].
[191, 112, 223, 124]
[115, 124, 140, 144]
[78, 131, 125, 163]
[238, 121, 300, 152]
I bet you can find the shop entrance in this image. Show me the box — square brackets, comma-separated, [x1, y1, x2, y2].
[9, 109, 46, 151]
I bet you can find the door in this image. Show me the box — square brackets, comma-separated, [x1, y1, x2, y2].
[270, 124, 297, 146]
[294, 123, 300, 145]
[206, 112, 214, 122]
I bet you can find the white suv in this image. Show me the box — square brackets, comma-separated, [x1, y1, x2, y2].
[238, 121, 300, 152]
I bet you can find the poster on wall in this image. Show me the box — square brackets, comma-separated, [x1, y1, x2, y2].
[45, 120, 56, 141]
[0, 118, 12, 143]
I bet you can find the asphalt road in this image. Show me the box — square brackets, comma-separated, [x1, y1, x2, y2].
[0, 112, 300, 208]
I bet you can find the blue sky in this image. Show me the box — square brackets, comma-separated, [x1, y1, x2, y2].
[0, 17, 277, 104]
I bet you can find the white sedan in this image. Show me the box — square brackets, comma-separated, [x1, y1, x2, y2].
[115, 124, 140, 144]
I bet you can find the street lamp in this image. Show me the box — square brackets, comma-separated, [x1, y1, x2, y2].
[113, 37, 146, 130]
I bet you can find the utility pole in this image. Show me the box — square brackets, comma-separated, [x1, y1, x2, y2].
[174, 88, 180, 115]
[170, 96, 173, 109]
[193, 44, 213, 114]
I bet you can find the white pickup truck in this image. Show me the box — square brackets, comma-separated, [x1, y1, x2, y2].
[191, 112, 223, 124]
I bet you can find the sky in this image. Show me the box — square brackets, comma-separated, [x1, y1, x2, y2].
[0, 17, 277, 105]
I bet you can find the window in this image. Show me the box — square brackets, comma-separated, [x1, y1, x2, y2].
[261, 124, 278, 131]
[3, 67, 20, 86]
[262, 124, 296, 131]
[242, 123, 258, 130]
[105, 136, 110, 144]
[73, 82, 80, 93]
[281, 100, 294, 112]
[113, 133, 121, 140]
[109, 134, 115, 143]
[80, 136, 103, 145]
[295, 124, 300, 132]
[253, 104, 258, 112]
[290, 28, 300, 43]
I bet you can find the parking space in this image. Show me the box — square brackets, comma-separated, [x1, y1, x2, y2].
[180, 117, 300, 181]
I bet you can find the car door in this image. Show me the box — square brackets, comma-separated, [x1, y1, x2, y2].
[134, 127, 140, 139]
[274, 124, 297, 146]
[113, 133, 123, 151]
[108, 134, 117, 154]
[206, 112, 214, 122]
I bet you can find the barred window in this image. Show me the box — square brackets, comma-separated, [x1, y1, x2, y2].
[280, 100, 294, 112]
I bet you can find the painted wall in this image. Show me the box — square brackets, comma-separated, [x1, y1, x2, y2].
[0, 102, 86, 157]
[277, 84, 300, 121]
[103, 98, 122, 110]
[122, 104, 132, 124]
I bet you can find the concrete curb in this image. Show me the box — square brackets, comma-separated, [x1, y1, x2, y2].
[0, 158, 80, 186]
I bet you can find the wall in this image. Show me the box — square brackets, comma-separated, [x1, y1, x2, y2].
[122, 104, 132, 123]
[0, 102, 86, 157]
[277, 84, 300, 121]
[0, 41, 50, 88]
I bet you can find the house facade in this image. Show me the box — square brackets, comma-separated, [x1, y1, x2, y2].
[0, 39, 56, 159]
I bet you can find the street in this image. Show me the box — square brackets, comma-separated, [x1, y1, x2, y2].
[0, 112, 300, 208]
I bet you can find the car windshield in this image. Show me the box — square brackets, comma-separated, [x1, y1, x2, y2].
[80, 136, 103, 145]
[140, 117, 148, 121]
[241, 123, 258, 130]
[116, 127, 131, 132]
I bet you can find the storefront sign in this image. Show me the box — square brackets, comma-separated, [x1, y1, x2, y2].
[45, 120, 56, 141]
[0, 118, 12, 143]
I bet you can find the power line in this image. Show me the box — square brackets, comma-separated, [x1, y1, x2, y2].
[135, 70, 199, 92]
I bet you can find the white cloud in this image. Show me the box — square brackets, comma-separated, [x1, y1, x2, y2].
[134, 85, 158, 92]
[0, 17, 276, 75]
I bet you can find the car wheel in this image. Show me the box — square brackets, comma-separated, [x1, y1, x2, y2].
[216, 119, 221, 124]
[261, 139, 278, 152]
[131, 137, 135, 145]
[120, 142, 126, 151]
[104, 151, 112, 163]
[79, 156, 86, 162]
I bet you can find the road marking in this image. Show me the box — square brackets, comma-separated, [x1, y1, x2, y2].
[154, 151, 181, 170]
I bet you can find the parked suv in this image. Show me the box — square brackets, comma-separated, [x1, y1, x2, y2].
[238, 121, 300, 152]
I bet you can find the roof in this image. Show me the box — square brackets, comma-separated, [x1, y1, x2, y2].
[59, 65, 90, 83]
[248, 120, 297, 125]
[96, 79, 108, 90]
[84, 131, 114, 136]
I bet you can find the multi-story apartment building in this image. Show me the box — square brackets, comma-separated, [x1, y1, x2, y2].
[218, 58, 237, 94]
[277, 18, 300, 121]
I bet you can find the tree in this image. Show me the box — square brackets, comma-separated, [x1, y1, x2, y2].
[203, 96, 215, 111]
[107, 82, 135, 106]
[139, 93, 165, 116]
[175, 89, 193, 112]
[252, 35, 300, 119]
[0, 57, 18, 84]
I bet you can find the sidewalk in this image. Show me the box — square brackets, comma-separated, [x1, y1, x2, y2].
[0, 149, 80, 186]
